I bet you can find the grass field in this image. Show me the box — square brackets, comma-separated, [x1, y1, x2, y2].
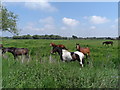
[1, 39, 119, 88]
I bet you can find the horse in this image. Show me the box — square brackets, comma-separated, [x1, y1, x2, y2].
[51, 46, 85, 67]
[0, 44, 3, 49]
[102, 41, 113, 46]
[50, 43, 67, 50]
[76, 44, 90, 59]
[2, 47, 29, 59]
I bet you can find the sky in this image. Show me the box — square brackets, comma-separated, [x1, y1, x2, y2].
[2, 1, 118, 37]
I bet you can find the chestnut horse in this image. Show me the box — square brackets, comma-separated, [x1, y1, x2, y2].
[2, 47, 29, 59]
[76, 44, 90, 59]
[50, 43, 67, 49]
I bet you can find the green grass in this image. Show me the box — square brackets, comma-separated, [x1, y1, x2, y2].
[2, 39, 119, 88]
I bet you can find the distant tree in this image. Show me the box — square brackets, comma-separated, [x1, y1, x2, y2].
[22, 34, 32, 39]
[106, 37, 112, 40]
[32, 35, 41, 39]
[1, 5, 19, 35]
[72, 35, 78, 39]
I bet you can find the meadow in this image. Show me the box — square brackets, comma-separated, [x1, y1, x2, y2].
[1, 39, 119, 88]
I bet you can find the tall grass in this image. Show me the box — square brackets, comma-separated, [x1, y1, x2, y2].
[2, 39, 119, 88]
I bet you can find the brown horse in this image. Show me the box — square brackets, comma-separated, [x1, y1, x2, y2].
[50, 43, 67, 49]
[102, 41, 113, 46]
[76, 44, 90, 59]
[2, 47, 29, 59]
[0, 44, 3, 49]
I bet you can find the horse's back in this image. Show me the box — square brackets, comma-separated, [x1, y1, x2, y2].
[103, 41, 113, 45]
[15, 48, 29, 54]
[74, 51, 84, 58]
[62, 50, 73, 61]
[80, 48, 90, 54]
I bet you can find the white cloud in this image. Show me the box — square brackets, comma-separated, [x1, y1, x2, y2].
[24, 1, 57, 12]
[22, 17, 56, 35]
[39, 16, 56, 30]
[90, 26, 96, 30]
[39, 16, 54, 24]
[60, 26, 67, 30]
[40, 24, 55, 31]
[23, 22, 40, 32]
[89, 16, 110, 24]
[111, 24, 118, 29]
[115, 19, 118, 23]
[62, 17, 80, 27]
[83, 16, 88, 19]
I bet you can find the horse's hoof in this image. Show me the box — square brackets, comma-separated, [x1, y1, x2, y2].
[87, 62, 89, 64]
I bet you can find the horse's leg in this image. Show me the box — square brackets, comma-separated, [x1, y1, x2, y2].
[14, 55, 17, 59]
[111, 43, 113, 46]
[25, 53, 30, 62]
[79, 60, 83, 67]
[88, 53, 90, 58]
[60, 55, 64, 62]
[85, 54, 88, 59]
[25, 53, 29, 58]
[78, 57, 83, 67]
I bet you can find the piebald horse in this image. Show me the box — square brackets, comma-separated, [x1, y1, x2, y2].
[51, 46, 85, 67]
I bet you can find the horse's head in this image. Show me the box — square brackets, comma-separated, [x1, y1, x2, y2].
[0, 44, 3, 48]
[2, 48, 7, 54]
[50, 43, 56, 46]
[76, 43, 80, 50]
[51, 46, 62, 54]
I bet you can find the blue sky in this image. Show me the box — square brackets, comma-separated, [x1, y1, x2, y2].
[2, 2, 118, 37]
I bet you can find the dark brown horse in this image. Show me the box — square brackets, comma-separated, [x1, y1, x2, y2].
[50, 43, 67, 49]
[102, 41, 113, 46]
[76, 44, 90, 59]
[2, 47, 29, 59]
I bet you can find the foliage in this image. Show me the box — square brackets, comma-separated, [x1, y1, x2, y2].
[2, 39, 119, 88]
[1, 5, 19, 35]
[72, 35, 78, 39]
[13, 34, 67, 39]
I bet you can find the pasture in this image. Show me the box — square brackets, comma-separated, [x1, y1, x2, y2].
[1, 39, 119, 88]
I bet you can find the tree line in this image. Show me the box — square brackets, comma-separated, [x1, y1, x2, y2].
[1, 34, 117, 40]
[12, 34, 67, 39]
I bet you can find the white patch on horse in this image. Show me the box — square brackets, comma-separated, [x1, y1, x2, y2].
[74, 51, 84, 67]
[62, 49, 72, 61]
[74, 51, 84, 58]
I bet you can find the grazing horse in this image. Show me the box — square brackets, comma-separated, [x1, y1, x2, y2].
[50, 43, 67, 50]
[102, 41, 113, 46]
[2, 47, 29, 59]
[76, 44, 90, 59]
[51, 47, 85, 67]
[0, 44, 3, 49]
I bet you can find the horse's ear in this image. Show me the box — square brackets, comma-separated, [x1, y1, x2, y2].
[76, 43, 79, 45]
